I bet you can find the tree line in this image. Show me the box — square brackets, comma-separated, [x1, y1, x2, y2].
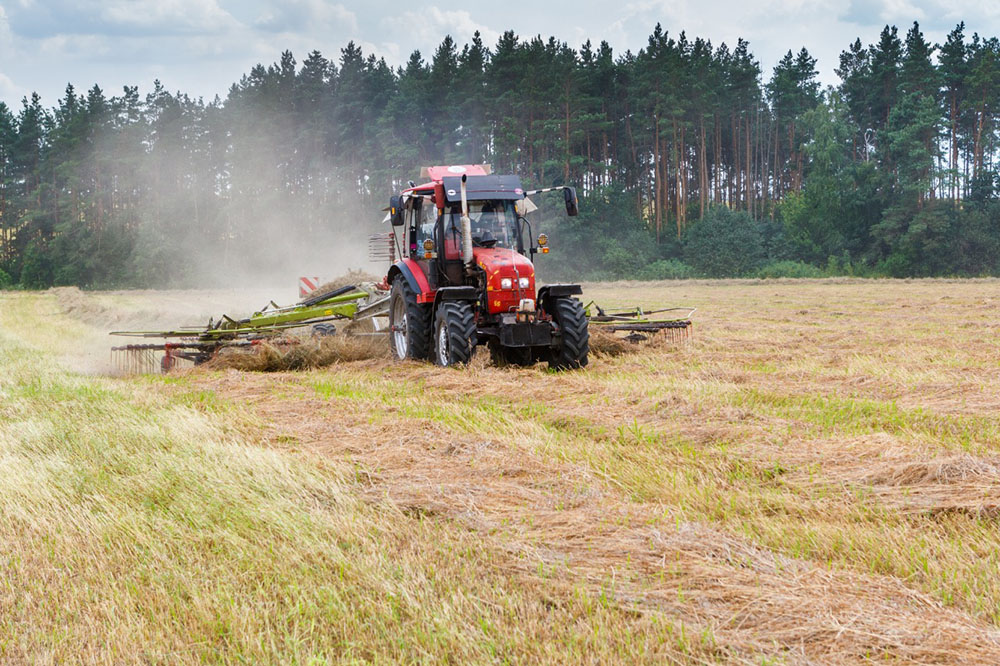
[0, 21, 998, 288]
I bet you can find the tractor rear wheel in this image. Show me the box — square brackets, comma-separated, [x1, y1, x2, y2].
[389, 277, 431, 360]
[434, 301, 476, 366]
[548, 297, 589, 370]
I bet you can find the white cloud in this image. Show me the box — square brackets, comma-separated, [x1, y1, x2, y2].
[0, 71, 25, 103]
[382, 6, 501, 55]
[0, 5, 12, 52]
[254, 1, 357, 34]
[840, 0, 991, 30]
[0, 0, 998, 108]
[100, 0, 239, 33]
[37, 33, 113, 58]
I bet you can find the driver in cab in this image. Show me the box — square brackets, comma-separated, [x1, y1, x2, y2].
[471, 201, 508, 248]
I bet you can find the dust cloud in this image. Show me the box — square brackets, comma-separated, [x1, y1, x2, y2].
[87, 101, 393, 294]
[52, 103, 403, 375]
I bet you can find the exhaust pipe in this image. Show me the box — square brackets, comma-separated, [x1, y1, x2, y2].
[460, 174, 473, 266]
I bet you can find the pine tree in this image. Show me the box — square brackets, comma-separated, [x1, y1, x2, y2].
[939, 24, 969, 199]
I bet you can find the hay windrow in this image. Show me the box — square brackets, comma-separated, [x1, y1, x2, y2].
[588, 329, 640, 357]
[205, 335, 389, 371]
[48, 286, 154, 329]
[208, 327, 663, 371]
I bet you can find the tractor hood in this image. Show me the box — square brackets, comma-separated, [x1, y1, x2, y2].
[474, 247, 535, 315]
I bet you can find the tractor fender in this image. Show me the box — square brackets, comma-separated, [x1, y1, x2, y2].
[538, 284, 583, 312]
[388, 259, 434, 304]
[433, 286, 478, 309]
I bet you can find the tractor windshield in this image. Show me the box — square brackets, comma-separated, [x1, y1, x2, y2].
[437, 200, 522, 260]
[467, 200, 519, 249]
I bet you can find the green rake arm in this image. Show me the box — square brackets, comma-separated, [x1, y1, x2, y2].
[110, 288, 368, 341]
[583, 300, 696, 324]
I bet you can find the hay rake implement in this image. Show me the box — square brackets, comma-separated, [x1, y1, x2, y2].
[109, 280, 693, 374]
[110, 284, 390, 374]
[584, 302, 695, 344]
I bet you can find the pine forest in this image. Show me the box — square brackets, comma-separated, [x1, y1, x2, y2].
[0, 21, 998, 287]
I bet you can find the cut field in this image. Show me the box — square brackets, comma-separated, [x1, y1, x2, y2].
[3, 279, 1000, 664]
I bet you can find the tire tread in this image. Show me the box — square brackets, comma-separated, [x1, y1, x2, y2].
[436, 301, 476, 365]
[549, 297, 589, 370]
[390, 277, 431, 360]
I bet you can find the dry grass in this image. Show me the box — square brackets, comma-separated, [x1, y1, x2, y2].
[588, 328, 641, 357]
[204, 335, 389, 372]
[312, 269, 381, 295]
[6, 279, 1000, 663]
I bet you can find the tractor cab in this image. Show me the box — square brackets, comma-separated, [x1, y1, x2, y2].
[432, 198, 525, 294]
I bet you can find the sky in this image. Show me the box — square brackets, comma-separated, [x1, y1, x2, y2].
[0, 0, 998, 109]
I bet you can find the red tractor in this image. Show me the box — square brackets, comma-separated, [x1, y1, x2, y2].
[384, 164, 589, 369]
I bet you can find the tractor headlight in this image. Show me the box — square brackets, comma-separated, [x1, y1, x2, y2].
[518, 277, 530, 289]
[500, 278, 513, 290]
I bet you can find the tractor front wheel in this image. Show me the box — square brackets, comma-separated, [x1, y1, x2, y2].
[434, 301, 476, 367]
[389, 277, 431, 360]
[548, 297, 590, 370]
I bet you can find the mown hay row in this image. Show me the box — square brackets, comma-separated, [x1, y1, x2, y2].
[205, 336, 389, 372]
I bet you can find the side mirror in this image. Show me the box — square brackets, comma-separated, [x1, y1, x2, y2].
[389, 195, 405, 226]
[563, 187, 579, 217]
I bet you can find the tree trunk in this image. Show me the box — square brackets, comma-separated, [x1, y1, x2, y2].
[699, 115, 707, 219]
[673, 118, 680, 238]
[745, 114, 752, 216]
[950, 91, 958, 201]
[528, 110, 534, 177]
[564, 90, 571, 183]
[714, 115, 722, 204]
[772, 119, 780, 202]
[730, 115, 738, 207]
[663, 135, 671, 241]
[974, 99, 985, 177]
[653, 113, 661, 243]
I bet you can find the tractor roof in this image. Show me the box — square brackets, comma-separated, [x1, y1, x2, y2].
[402, 165, 522, 202]
[420, 164, 492, 181]
[440, 175, 523, 203]
[405, 164, 493, 192]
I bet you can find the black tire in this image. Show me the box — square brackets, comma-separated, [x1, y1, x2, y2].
[434, 301, 476, 367]
[311, 323, 337, 337]
[548, 297, 589, 370]
[389, 277, 431, 360]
